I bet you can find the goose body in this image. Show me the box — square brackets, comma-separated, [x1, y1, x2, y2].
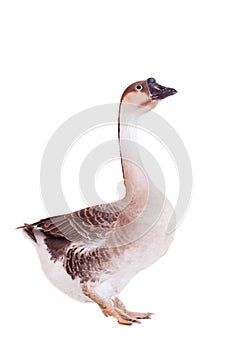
[19, 77, 177, 325]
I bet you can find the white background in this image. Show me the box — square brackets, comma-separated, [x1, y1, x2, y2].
[1, 0, 233, 349]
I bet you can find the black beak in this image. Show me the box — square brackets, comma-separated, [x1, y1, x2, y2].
[147, 77, 177, 100]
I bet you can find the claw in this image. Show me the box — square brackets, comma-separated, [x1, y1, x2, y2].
[102, 305, 141, 325]
[113, 297, 154, 321]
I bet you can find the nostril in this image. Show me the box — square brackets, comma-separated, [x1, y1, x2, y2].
[147, 77, 156, 84]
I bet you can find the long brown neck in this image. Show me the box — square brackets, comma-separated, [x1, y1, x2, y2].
[118, 103, 149, 201]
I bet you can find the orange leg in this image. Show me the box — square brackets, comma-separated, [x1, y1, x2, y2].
[82, 285, 141, 325]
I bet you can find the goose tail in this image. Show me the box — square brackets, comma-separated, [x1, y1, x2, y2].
[16, 223, 37, 243]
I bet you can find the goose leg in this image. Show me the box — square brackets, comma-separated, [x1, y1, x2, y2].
[82, 285, 141, 325]
[113, 297, 153, 319]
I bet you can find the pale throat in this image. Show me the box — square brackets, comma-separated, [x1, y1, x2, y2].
[118, 103, 149, 200]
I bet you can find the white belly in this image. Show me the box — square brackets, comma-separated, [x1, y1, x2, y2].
[35, 234, 90, 302]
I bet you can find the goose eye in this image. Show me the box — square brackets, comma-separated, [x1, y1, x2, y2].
[135, 85, 143, 91]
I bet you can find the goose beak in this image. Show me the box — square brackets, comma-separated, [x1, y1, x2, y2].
[147, 77, 177, 100]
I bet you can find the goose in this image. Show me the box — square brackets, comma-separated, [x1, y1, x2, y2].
[18, 77, 177, 325]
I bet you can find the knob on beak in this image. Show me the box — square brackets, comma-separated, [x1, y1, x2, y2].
[147, 77, 177, 100]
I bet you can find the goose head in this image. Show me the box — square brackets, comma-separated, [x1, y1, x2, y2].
[121, 77, 177, 113]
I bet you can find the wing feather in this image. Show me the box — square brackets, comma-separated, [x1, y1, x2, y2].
[23, 202, 122, 245]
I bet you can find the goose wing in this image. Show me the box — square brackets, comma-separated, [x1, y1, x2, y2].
[21, 202, 122, 245]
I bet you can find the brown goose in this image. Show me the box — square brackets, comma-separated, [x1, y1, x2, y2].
[18, 78, 177, 325]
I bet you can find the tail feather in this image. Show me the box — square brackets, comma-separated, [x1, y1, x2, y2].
[17, 223, 37, 243]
